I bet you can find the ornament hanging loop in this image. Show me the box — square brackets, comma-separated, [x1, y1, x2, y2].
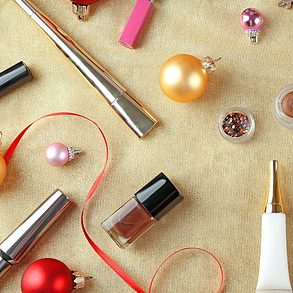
[201, 56, 221, 74]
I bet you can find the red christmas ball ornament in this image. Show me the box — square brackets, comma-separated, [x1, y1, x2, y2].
[21, 258, 92, 293]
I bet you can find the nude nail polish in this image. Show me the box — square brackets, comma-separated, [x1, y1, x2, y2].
[101, 173, 183, 248]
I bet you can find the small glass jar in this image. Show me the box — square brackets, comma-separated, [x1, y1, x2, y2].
[274, 84, 293, 130]
[101, 173, 183, 249]
[218, 107, 255, 143]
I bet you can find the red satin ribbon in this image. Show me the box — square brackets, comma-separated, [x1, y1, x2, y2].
[3, 112, 224, 293]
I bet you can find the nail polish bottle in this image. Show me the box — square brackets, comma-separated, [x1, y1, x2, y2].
[101, 173, 183, 248]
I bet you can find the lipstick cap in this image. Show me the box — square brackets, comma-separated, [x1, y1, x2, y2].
[0, 61, 33, 96]
[135, 173, 183, 220]
[0, 189, 71, 278]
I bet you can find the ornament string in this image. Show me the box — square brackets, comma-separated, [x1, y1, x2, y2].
[3, 112, 224, 293]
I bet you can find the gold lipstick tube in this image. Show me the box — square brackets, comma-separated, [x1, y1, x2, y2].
[14, 0, 158, 138]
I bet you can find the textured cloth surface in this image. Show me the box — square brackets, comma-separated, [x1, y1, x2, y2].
[1, 0, 293, 292]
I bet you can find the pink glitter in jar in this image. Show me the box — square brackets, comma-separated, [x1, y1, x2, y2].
[218, 107, 255, 144]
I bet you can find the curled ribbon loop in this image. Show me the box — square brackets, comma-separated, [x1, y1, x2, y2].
[4, 112, 224, 293]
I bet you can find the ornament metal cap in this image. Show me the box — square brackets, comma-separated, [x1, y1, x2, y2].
[248, 31, 259, 43]
[201, 57, 221, 74]
[278, 0, 293, 8]
[72, 271, 93, 289]
[67, 146, 81, 161]
[72, 3, 90, 20]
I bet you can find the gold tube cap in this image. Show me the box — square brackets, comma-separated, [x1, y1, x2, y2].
[263, 160, 284, 214]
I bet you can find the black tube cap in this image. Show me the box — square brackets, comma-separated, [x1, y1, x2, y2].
[0, 61, 33, 96]
[135, 173, 183, 220]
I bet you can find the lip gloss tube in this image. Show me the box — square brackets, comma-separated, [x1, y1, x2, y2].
[256, 161, 292, 293]
[101, 173, 183, 248]
[0, 189, 71, 278]
[118, 0, 154, 49]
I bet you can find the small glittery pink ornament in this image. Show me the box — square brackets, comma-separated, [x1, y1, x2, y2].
[240, 8, 264, 43]
[45, 143, 81, 167]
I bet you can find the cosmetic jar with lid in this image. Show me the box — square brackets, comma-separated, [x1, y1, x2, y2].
[101, 173, 183, 249]
[218, 107, 255, 143]
[274, 84, 293, 129]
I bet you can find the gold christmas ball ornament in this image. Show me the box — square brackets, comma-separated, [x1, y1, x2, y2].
[0, 133, 6, 186]
[159, 54, 220, 103]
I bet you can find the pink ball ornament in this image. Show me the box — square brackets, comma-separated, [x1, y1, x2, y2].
[240, 8, 264, 43]
[45, 143, 81, 166]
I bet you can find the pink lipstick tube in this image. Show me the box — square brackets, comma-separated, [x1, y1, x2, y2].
[119, 0, 154, 49]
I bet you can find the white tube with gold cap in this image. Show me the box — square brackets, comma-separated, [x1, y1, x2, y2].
[256, 160, 292, 293]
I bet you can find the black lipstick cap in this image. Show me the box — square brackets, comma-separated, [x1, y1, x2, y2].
[135, 173, 183, 220]
[0, 61, 33, 96]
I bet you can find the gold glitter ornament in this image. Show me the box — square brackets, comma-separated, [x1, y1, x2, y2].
[159, 54, 220, 103]
[0, 132, 7, 186]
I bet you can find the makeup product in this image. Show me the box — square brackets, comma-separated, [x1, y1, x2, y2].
[45, 143, 81, 166]
[240, 8, 264, 43]
[0, 189, 71, 278]
[0, 61, 33, 97]
[14, 0, 158, 139]
[218, 107, 255, 143]
[0, 133, 7, 186]
[278, 0, 293, 8]
[274, 84, 293, 129]
[159, 54, 220, 103]
[101, 173, 183, 248]
[256, 160, 292, 293]
[119, 0, 154, 49]
[21, 258, 92, 292]
[70, 0, 98, 20]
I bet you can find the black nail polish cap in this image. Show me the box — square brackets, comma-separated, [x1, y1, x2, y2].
[0, 61, 33, 97]
[135, 173, 183, 220]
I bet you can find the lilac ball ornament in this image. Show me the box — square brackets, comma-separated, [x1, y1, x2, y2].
[45, 143, 81, 166]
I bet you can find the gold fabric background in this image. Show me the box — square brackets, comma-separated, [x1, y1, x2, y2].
[1, 0, 293, 292]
